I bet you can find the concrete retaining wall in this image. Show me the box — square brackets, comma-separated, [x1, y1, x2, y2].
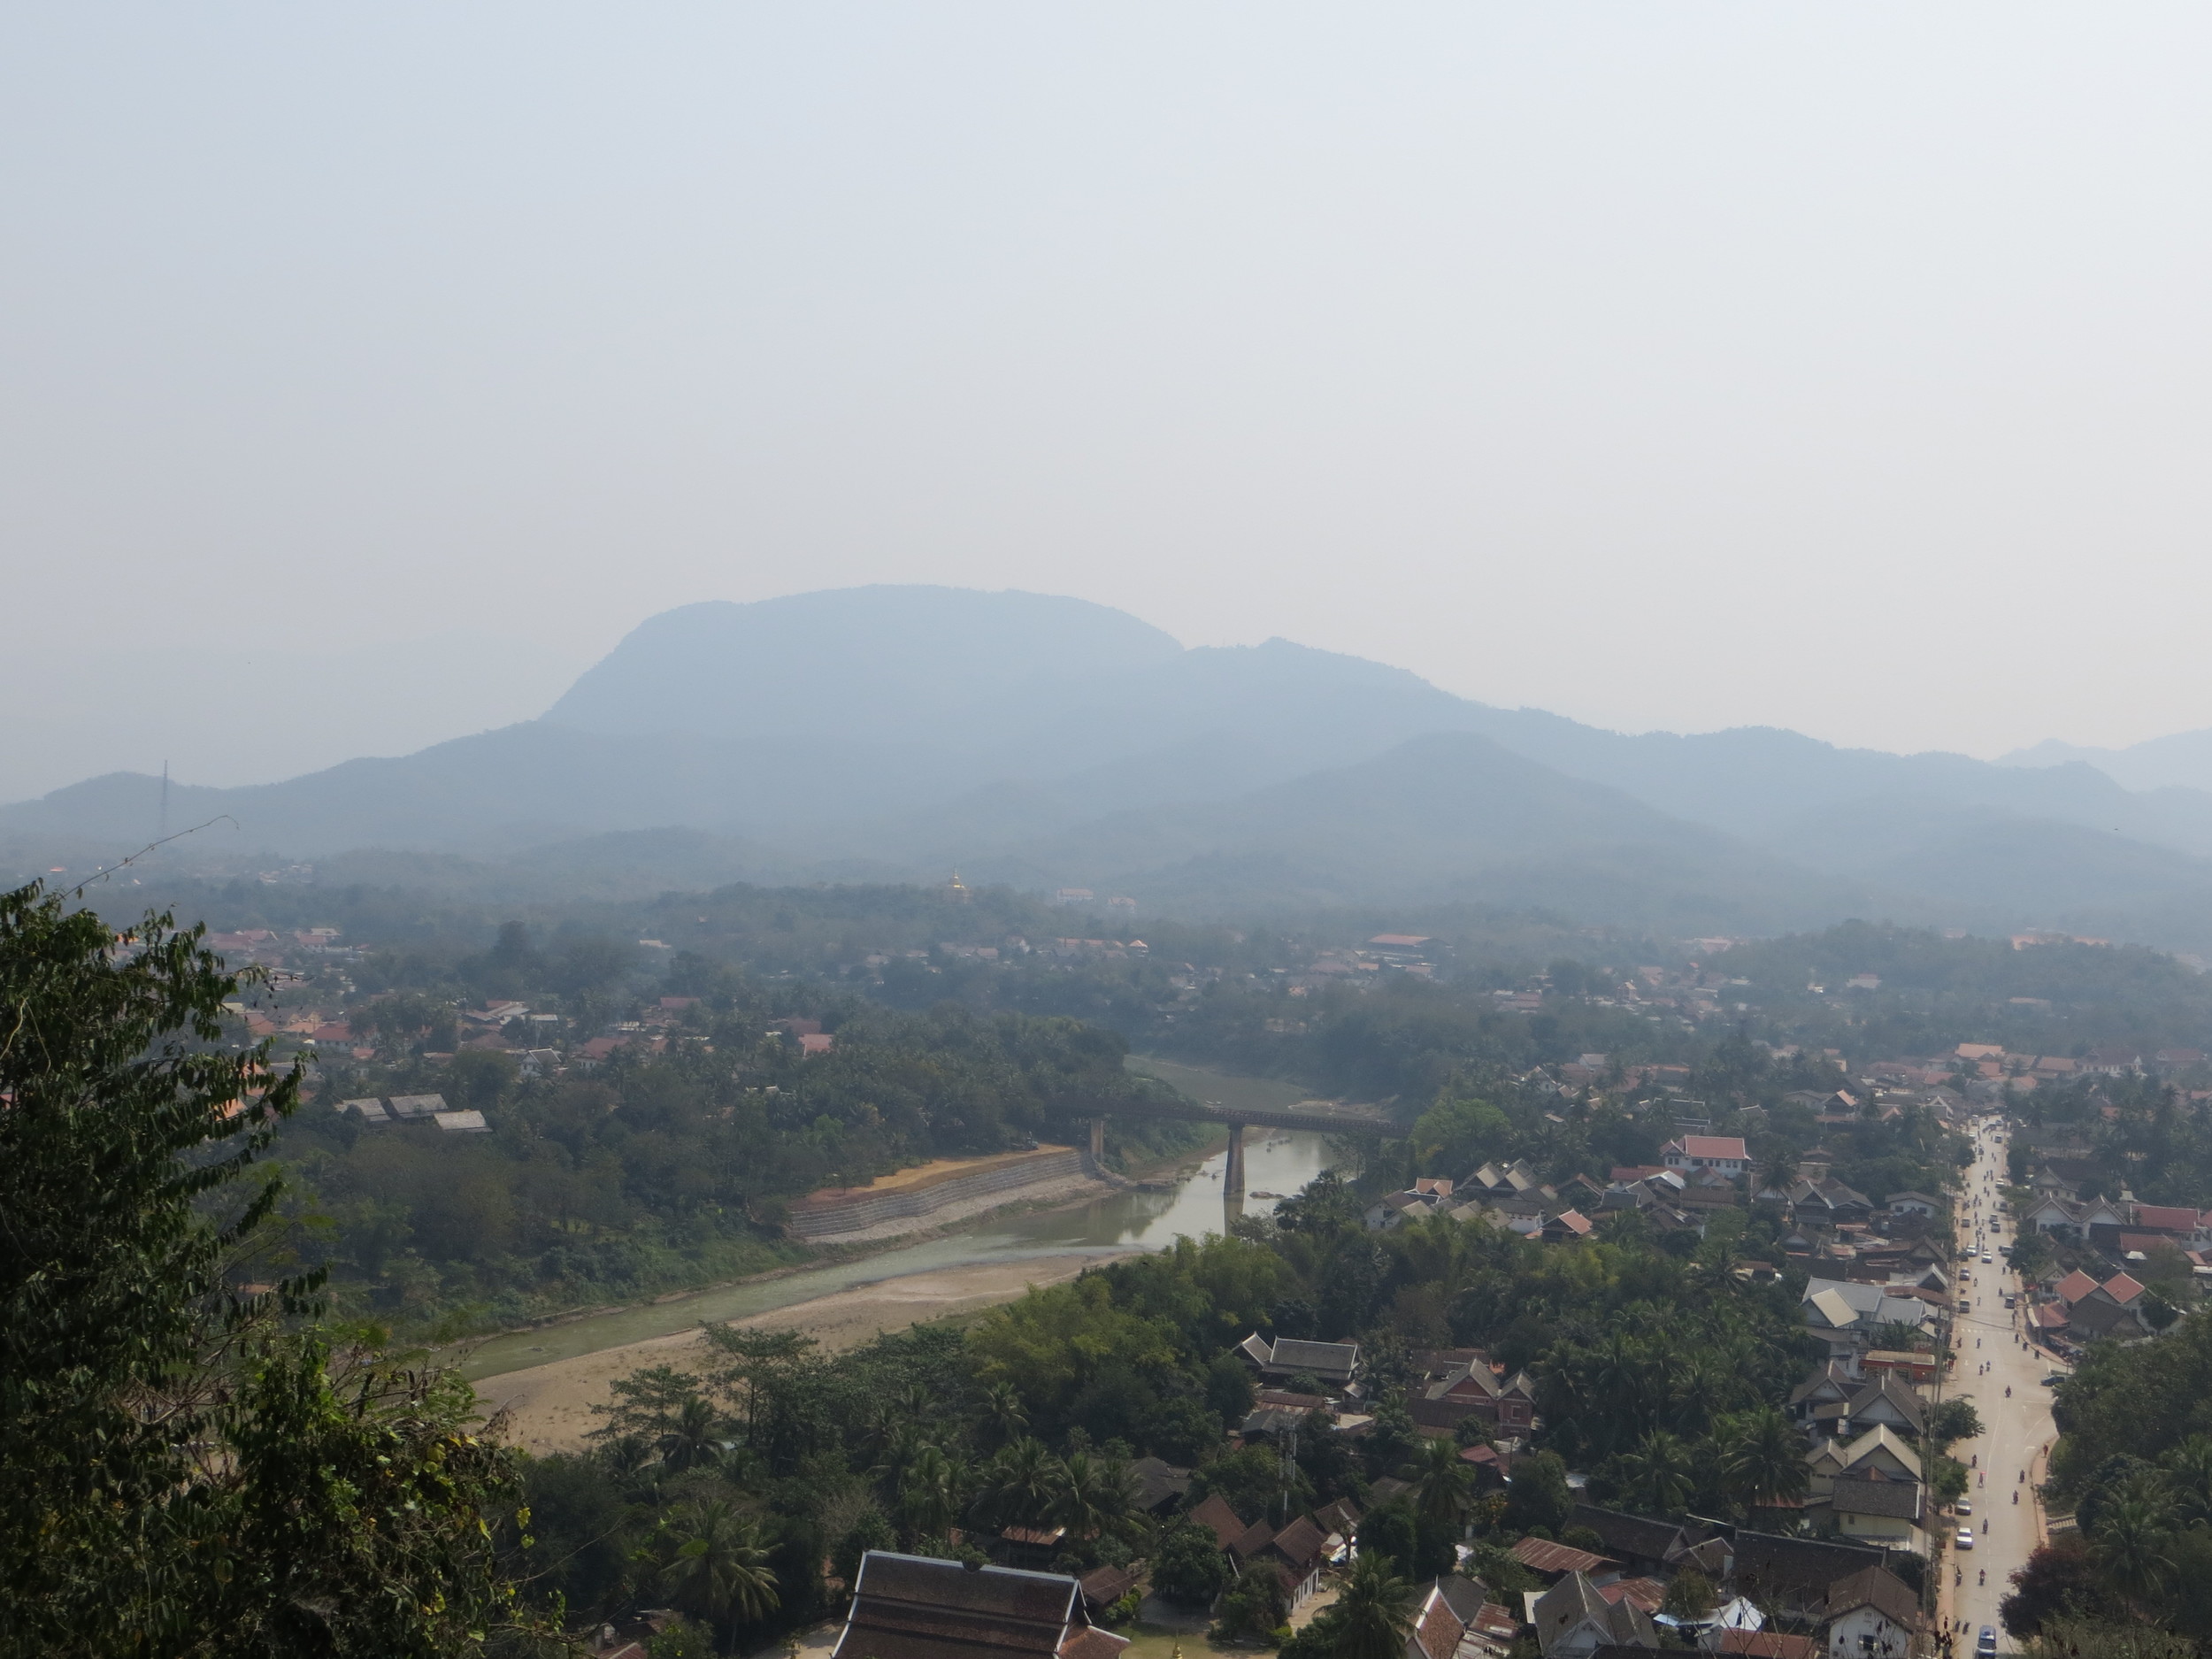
[786, 1148, 1088, 1240]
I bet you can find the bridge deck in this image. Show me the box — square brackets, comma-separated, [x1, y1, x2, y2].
[1047, 1095, 1401, 1136]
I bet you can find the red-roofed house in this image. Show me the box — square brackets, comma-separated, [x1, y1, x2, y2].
[1511, 1537, 1617, 1581]
[2058, 1273, 2154, 1341]
[1403, 1585, 1466, 1659]
[2053, 1269, 2101, 1306]
[2131, 1205, 2205, 1240]
[1663, 1136, 1748, 1177]
[1597, 1578, 1666, 1614]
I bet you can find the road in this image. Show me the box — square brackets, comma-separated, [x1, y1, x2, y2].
[1941, 1118, 2062, 1649]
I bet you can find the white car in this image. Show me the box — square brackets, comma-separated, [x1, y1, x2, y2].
[1956, 1527, 1975, 1549]
[1957, 1498, 1972, 1516]
[1983, 1250, 1993, 1263]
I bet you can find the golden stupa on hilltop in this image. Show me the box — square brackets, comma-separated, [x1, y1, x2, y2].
[946, 870, 970, 901]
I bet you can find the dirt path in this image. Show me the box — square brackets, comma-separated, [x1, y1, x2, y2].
[472, 1253, 1122, 1456]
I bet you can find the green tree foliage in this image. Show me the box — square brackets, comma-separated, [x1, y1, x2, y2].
[2010, 1227, 2055, 1282]
[1357, 1502, 1419, 1578]
[1719, 1407, 1812, 1510]
[1501, 1450, 1574, 1536]
[0, 880, 526, 1654]
[1211, 1565, 1288, 1643]
[2021, 1619, 2200, 1659]
[2050, 1316, 2212, 1495]
[1329, 1550, 1419, 1659]
[2001, 1539, 2115, 1639]
[652, 1498, 780, 1640]
[1412, 1433, 1475, 1532]
[1930, 1399, 1985, 1452]
[286, 1000, 1155, 1333]
[1663, 1567, 1717, 1618]
[1152, 1521, 1233, 1606]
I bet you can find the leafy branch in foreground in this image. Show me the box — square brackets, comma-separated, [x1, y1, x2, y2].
[0, 880, 536, 1655]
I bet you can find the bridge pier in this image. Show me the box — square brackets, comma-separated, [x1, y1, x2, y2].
[1089, 1117, 1105, 1164]
[1224, 1124, 1246, 1203]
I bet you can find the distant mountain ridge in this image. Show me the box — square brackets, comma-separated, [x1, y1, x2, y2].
[2001, 729, 2212, 795]
[11, 584, 2212, 949]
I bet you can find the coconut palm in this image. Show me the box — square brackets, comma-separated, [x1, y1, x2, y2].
[2162, 1436, 2212, 1531]
[870, 1421, 933, 1498]
[1663, 1359, 1720, 1440]
[1619, 1430, 1697, 1517]
[978, 1381, 1029, 1448]
[1413, 1433, 1475, 1532]
[899, 1444, 968, 1543]
[1721, 1407, 1810, 1513]
[657, 1395, 731, 1475]
[973, 1436, 1061, 1532]
[660, 1499, 780, 1640]
[1048, 1449, 1134, 1543]
[600, 1432, 663, 1496]
[2093, 1488, 2178, 1619]
[1333, 1549, 1417, 1659]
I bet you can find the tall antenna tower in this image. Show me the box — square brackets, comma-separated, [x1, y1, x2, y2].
[159, 760, 170, 841]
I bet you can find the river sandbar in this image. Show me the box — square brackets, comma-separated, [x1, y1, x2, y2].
[474, 1252, 1124, 1455]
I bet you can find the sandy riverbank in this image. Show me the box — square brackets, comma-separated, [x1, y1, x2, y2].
[472, 1253, 1123, 1455]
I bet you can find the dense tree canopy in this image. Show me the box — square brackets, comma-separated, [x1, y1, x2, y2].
[0, 880, 526, 1654]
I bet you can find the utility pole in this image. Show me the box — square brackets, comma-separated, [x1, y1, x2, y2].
[159, 760, 169, 841]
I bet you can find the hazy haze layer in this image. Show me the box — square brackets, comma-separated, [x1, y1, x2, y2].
[6, 4, 2212, 796]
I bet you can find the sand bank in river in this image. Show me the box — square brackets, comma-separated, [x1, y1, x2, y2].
[472, 1253, 1121, 1456]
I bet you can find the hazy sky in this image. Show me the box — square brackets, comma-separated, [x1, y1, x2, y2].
[7, 4, 2212, 799]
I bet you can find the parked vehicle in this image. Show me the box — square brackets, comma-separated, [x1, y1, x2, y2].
[1957, 1527, 1975, 1549]
[1979, 1627, 1999, 1656]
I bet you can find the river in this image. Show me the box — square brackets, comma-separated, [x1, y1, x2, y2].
[459, 1056, 1338, 1381]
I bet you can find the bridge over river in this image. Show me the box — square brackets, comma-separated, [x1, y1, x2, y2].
[1047, 1094, 1403, 1203]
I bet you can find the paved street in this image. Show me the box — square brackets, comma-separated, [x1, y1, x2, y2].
[1941, 1119, 2062, 1649]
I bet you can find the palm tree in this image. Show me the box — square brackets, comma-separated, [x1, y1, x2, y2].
[657, 1395, 730, 1475]
[661, 1499, 780, 1641]
[1413, 1433, 1474, 1532]
[2093, 1491, 2178, 1620]
[978, 1381, 1029, 1448]
[974, 1436, 1061, 1532]
[1619, 1431, 1697, 1517]
[899, 1444, 968, 1543]
[1722, 1407, 1810, 1513]
[1333, 1549, 1417, 1659]
[870, 1421, 933, 1498]
[2162, 1436, 2212, 1531]
[1755, 1150, 1796, 1202]
[600, 1432, 663, 1496]
[1048, 1449, 1134, 1543]
[1663, 1358, 1719, 1440]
